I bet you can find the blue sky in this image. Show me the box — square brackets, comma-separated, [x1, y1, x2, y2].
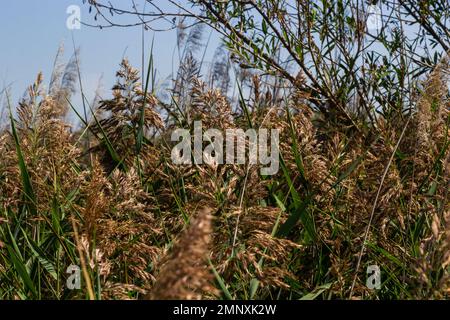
[0, 1, 220, 123]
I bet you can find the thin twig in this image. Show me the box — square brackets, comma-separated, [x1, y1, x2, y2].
[349, 114, 413, 298]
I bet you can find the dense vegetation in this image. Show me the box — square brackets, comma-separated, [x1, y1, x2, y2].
[0, 0, 449, 299]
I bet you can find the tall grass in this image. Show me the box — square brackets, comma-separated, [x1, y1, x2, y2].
[0, 39, 449, 300]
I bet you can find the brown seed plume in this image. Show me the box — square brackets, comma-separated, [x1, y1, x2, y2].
[148, 206, 217, 300]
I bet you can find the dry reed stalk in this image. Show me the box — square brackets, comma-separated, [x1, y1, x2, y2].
[71, 217, 95, 300]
